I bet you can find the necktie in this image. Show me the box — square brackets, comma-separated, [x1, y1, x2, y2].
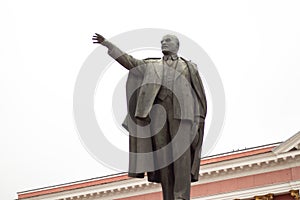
[166, 58, 173, 66]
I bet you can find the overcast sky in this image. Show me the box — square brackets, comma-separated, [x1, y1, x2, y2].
[1, 1, 300, 199]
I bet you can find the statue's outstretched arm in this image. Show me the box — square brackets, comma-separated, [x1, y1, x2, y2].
[93, 33, 144, 70]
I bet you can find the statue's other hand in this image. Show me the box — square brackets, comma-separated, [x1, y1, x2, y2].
[92, 33, 105, 45]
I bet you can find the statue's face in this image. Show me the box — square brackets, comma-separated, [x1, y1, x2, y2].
[161, 35, 179, 55]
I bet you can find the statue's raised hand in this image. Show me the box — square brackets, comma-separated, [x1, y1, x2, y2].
[92, 33, 105, 45]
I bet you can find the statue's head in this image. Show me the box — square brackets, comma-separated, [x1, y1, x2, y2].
[161, 34, 180, 55]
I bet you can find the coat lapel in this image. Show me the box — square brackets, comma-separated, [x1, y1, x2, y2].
[175, 59, 188, 79]
[153, 58, 163, 80]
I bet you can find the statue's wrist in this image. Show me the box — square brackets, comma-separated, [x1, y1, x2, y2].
[102, 40, 113, 49]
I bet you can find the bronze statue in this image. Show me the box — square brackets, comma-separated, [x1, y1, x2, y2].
[93, 33, 207, 200]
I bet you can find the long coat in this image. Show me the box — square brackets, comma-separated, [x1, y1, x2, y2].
[107, 45, 207, 182]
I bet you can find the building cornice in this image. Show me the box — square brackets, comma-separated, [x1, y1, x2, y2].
[193, 180, 300, 200]
[17, 131, 300, 200]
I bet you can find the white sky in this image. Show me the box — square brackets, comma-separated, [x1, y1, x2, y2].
[1, 0, 300, 199]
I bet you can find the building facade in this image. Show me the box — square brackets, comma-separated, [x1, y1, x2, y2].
[17, 131, 300, 200]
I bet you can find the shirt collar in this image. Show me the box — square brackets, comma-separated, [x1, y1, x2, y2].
[163, 54, 178, 61]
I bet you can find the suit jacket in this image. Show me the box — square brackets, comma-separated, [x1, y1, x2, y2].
[106, 43, 207, 182]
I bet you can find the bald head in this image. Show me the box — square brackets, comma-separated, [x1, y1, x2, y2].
[161, 34, 180, 55]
